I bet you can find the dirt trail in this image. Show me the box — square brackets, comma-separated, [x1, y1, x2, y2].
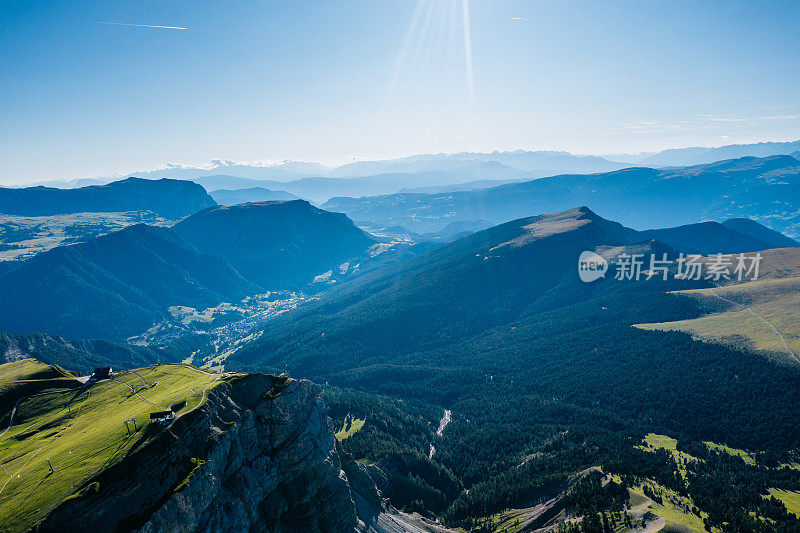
[708, 286, 798, 363]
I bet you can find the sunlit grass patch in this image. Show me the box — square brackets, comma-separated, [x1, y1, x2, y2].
[705, 441, 756, 465]
[766, 489, 800, 516]
[630, 480, 711, 532]
[335, 413, 365, 441]
[636, 433, 698, 479]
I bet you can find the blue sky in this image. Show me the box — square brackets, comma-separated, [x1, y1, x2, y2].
[1, 0, 799, 183]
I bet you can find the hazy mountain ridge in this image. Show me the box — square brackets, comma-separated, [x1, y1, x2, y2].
[721, 218, 800, 248]
[323, 155, 800, 237]
[20, 139, 800, 190]
[328, 151, 627, 178]
[634, 139, 800, 167]
[209, 187, 300, 205]
[0, 178, 216, 218]
[196, 169, 535, 204]
[639, 220, 797, 254]
[0, 332, 161, 374]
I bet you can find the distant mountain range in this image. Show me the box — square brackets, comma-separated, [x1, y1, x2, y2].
[191, 169, 536, 204]
[17, 140, 800, 205]
[327, 151, 626, 178]
[323, 155, 800, 238]
[0, 178, 215, 218]
[126, 160, 330, 182]
[629, 140, 800, 167]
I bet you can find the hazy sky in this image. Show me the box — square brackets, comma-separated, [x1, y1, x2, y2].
[2, 0, 799, 183]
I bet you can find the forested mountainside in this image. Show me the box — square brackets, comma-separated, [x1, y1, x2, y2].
[173, 200, 376, 289]
[230, 207, 800, 531]
[0, 224, 256, 339]
[0, 202, 382, 341]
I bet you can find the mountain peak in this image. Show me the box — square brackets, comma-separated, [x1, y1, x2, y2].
[488, 206, 634, 251]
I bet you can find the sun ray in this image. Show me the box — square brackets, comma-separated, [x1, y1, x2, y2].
[385, 0, 426, 108]
[462, 0, 474, 107]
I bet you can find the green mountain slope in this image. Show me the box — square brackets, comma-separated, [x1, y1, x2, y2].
[0, 359, 225, 533]
[0, 360, 412, 533]
[0, 224, 257, 339]
[637, 247, 800, 362]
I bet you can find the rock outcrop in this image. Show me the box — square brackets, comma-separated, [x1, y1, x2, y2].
[38, 374, 397, 532]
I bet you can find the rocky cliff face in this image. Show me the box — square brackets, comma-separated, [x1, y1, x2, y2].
[38, 374, 401, 532]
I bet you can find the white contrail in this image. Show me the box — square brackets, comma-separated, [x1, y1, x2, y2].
[462, 0, 474, 107]
[94, 22, 188, 30]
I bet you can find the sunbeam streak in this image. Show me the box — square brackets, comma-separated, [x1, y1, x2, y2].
[462, 0, 474, 107]
[385, 0, 475, 111]
[385, 0, 426, 108]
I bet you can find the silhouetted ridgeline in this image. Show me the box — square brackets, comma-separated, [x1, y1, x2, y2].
[0, 177, 216, 218]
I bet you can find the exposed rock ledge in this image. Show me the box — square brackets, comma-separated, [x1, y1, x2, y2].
[38, 374, 442, 532]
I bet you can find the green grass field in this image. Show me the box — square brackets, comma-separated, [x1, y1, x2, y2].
[637, 433, 698, 479]
[335, 413, 365, 441]
[0, 359, 224, 533]
[705, 441, 756, 465]
[483, 507, 535, 533]
[636, 276, 800, 362]
[630, 481, 710, 533]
